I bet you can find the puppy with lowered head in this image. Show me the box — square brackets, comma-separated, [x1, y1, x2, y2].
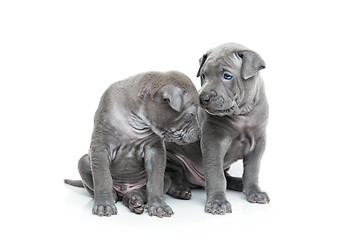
[65, 71, 201, 218]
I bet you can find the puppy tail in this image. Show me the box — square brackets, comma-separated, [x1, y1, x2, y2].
[64, 179, 84, 188]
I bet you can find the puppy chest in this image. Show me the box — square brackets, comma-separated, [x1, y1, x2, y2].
[109, 144, 147, 183]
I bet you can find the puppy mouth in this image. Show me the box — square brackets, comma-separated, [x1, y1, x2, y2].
[201, 95, 240, 116]
[204, 105, 236, 116]
[202, 95, 252, 116]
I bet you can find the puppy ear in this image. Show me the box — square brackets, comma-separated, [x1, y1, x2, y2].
[196, 54, 208, 77]
[160, 85, 184, 112]
[239, 50, 266, 80]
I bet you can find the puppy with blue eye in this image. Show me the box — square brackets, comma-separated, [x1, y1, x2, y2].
[166, 43, 269, 215]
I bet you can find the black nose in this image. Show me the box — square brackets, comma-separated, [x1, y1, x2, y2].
[188, 128, 202, 142]
[200, 91, 216, 105]
[196, 131, 202, 140]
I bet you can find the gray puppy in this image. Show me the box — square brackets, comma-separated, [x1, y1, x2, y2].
[65, 71, 201, 218]
[166, 43, 269, 214]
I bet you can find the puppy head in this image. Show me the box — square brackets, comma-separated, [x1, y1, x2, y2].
[143, 72, 201, 145]
[196, 43, 265, 116]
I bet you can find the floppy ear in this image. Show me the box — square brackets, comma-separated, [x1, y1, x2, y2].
[239, 50, 266, 80]
[159, 85, 184, 112]
[196, 54, 208, 77]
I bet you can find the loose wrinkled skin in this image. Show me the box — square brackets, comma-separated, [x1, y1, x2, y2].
[166, 43, 270, 215]
[65, 71, 201, 218]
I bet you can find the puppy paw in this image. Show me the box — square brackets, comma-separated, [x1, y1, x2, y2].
[128, 194, 145, 214]
[92, 202, 117, 217]
[244, 189, 270, 204]
[147, 202, 174, 218]
[205, 199, 232, 215]
[168, 185, 192, 200]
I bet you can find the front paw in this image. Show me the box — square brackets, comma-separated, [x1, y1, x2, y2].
[244, 189, 270, 204]
[205, 198, 232, 215]
[147, 202, 174, 218]
[92, 201, 117, 217]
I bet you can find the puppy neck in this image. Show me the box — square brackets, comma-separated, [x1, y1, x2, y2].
[235, 79, 264, 116]
[137, 98, 166, 138]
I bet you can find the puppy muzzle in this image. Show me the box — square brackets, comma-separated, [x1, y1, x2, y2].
[164, 127, 201, 145]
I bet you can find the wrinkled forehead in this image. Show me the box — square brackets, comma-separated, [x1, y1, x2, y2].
[209, 43, 248, 55]
[204, 51, 242, 73]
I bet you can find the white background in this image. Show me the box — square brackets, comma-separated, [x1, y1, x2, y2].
[1, 0, 359, 239]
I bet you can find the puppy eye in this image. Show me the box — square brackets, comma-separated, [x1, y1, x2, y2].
[201, 74, 205, 80]
[223, 73, 232, 80]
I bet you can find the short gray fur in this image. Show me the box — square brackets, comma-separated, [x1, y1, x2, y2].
[65, 71, 201, 218]
[166, 43, 269, 215]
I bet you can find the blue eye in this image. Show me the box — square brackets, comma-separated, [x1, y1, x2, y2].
[224, 73, 232, 80]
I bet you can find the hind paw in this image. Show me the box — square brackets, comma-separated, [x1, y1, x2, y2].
[128, 194, 145, 214]
[244, 189, 270, 204]
[168, 185, 192, 200]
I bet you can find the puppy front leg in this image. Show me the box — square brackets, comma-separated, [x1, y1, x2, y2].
[201, 123, 232, 215]
[144, 140, 174, 218]
[90, 131, 117, 217]
[242, 134, 270, 204]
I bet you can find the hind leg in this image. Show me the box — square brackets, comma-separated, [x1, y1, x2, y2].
[225, 168, 243, 192]
[122, 187, 146, 214]
[78, 154, 95, 196]
[166, 157, 192, 200]
[78, 154, 118, 201]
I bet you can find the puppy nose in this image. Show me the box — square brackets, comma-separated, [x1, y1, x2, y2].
[200, 93, 210, 105]
[189, 128, 202, 141]
[196, 131, 202, 140]
[200, 91, 216, 105]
